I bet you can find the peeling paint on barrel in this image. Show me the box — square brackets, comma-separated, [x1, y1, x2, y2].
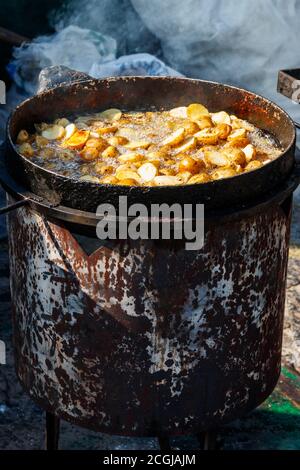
[7, 197, 292, 436]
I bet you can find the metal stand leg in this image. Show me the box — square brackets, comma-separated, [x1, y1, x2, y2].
[197, 431, 217, 450]
[45, 412, 60, 450]
[157, 436, 171, 451]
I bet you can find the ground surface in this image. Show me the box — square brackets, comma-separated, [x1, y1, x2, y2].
[0, 188, 300, 450]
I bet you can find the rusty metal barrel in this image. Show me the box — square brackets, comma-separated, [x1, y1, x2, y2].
[7, 175, 296, 436]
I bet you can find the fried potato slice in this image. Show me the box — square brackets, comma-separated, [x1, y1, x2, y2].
[99, 108, 122, 121]
[153, 175, 183, 186]
[242, 144, 256, 162]
[195, 116, 213, 130]
[174, 137, 197, 154]
[169, 106, 187, 118]
[204, 150, 230, 167]
[108, 135, 129, 146]
[42, 125, 65, 140]
[35, 135, 49, 148]
[177, 171, 192, 183]
[161, 128, 185, 146]
[222, 148, 246, 166]
[194, 128, 220, 145]
[115, 169, 141, 183]
[55, 118, 70, 127]
[211, 111, 231, 125]
[245, 160, 263, 171]
[118, 152, 144, 163]
[95, 124, 118, 135]
[63, 129, 90, 149]
[187, 103, 209, 120]
[124, 140, 151, 150]
[17, 130, 29, 144]
[102, 146, 118, 158]
[101, 175, 119, 184]
[211, 168, 237, 180]
[64, 123, 76, 140]
[215, 123, 232, 139]
[138, 162, 158, 182]
[187, 173, 212, 184]
[18, 142, 34, 158]
[178, 156, 204, 174]
[80, 147, 99, 161]
[79, 175, 101, 183]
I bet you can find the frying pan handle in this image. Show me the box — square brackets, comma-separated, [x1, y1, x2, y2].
[37, 66, 92, 94]
[0, 198, 29, 215]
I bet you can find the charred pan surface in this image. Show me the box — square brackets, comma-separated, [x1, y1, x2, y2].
[8, 195, 291, 436]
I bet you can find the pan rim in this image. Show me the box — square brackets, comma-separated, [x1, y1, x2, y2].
[7, 75, 296, 192]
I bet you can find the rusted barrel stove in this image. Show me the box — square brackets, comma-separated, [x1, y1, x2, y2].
[5, 182, 297, 437]
[1, 75, 299, 439]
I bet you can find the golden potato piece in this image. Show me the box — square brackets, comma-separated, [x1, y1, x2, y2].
[42, 125, 65, 140]
[159, 168, 176, 176]
[124, 140, 151, 150]
[194, 128, 220, 145]
[118, 152, 144, 163]
[108, 135, 129, 146]
[64, 123, 76, 140]
[211, 111, 231, 125]
[101, 175, 119, 184]
[177, 171, 192, 183]
[231, 116, 254, 131]
[99, 108, 122, 121]
[211, 168, 237, 180]
[17, 130, 29, 144]
[80, 147, 99, 161]
[174, 137, 197, 154]
[34, 122, 49, 133]
[153, 175, 183, 186]
[55, 118, 70, 127]
[64, 129, 90, 149]
[95, 124, 118, 135]
[118, 178, 140, 186]
[188, 173, 212, 184]
[102, 146, 118, 158]
[40, 147, 56, 159]
[147, 149, 169, 160]
[138, 162, 158, 182]
[227, 128, 249, 147]
[162, 127, 185, 146]
[79, 175, 101, 183]
[195, 116, 213, 130]
[187, 103, 209, 120]
[222, 148, 246, 166]
[169, 106, 187, 118]
[215, 123, 232, 139]
[178, 155, 204, 174]
[242, 144, 256, 162]
[245, 160, 263, 171]
[19, 142, 34, 158]
[94, 163, 114, 175]
[204, 150, 230, 167]
[115, 169, 141, 183]
[35, 135, 48, 148]
[182, 120, 200, 135]
[85, 137, 106, 150]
